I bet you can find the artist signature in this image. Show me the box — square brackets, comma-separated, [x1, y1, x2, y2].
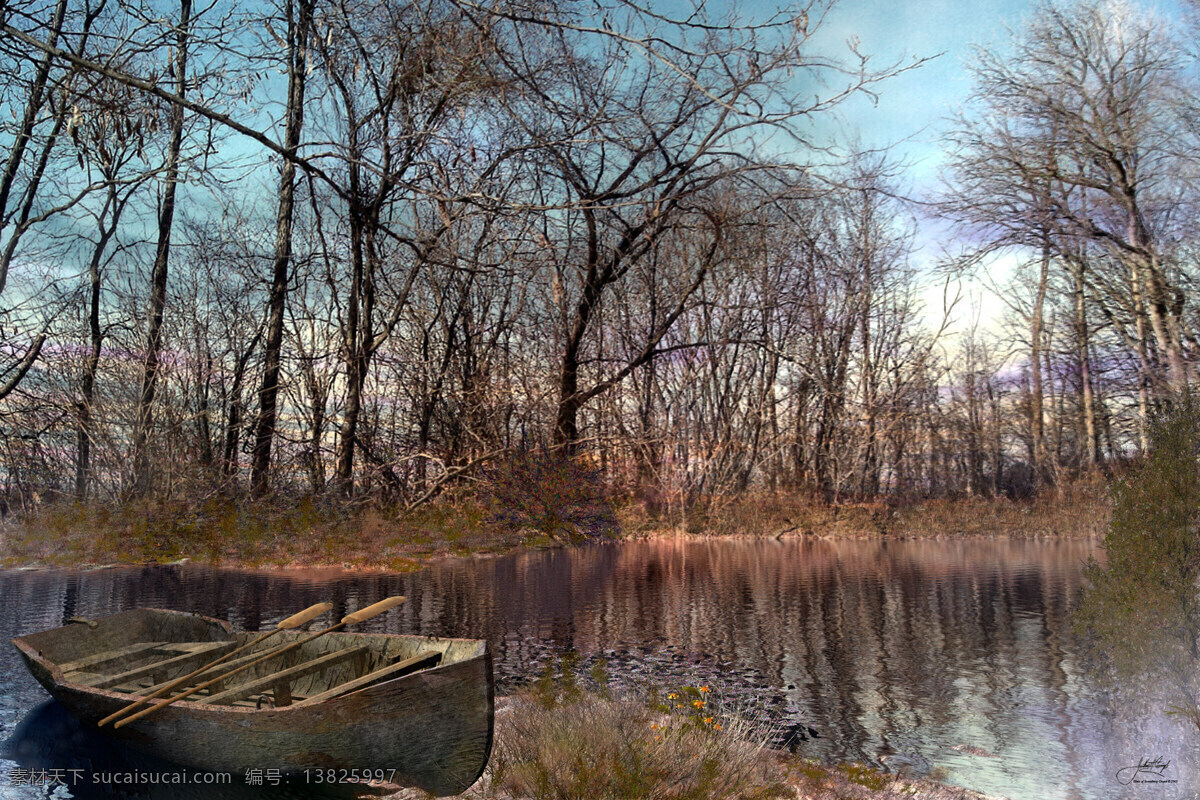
[1116, 756, 1176, 785]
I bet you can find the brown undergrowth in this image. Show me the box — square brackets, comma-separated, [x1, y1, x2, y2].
[0, 475, 1109, 570]
[0, 494, 527, 570]
[622, 474, 1110, 540]
[488, 691, 788, 800]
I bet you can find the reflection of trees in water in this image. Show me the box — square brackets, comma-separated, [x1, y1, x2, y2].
[557, 540, 1098, 764]
[1, 539, 1118, 797]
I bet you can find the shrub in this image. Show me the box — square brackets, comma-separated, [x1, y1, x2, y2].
[484, 449, 618, 543]
[491, 665, 789, 800]
[1074, 393, 1200, 733]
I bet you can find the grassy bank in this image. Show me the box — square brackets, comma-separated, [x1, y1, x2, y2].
[624, 474, 1110, 540]
[0, 494, 527, 570]
[0, 476, 1109, 570]
[405, 679, 1002, 800]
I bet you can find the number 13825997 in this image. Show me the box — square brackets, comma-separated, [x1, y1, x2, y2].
[302, 769, 397, 785]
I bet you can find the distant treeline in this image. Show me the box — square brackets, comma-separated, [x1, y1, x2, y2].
[0, 0, 1191, 512]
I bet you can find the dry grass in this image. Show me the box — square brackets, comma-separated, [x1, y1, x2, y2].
[0, 474, 1110, 570]
[623, 473, 1110, 540]
[0, 494, 526, 570]
[486, 691, 790, 800]
[391, 685, 1005, 800]
[421, 658, 1003, 800]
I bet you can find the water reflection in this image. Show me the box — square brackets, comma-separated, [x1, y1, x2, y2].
[1, 537, 1197, 799]
[4, 701, 351, 800]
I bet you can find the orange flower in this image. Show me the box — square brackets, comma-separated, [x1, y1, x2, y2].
[693, 700, 704, 708]
[699, 686, 710, 693]
[714, 723, 723, 731]
[703, 717, 714, 725]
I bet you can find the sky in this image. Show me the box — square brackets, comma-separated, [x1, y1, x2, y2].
[809, 0, 1186, 183]
[806, 0, 1037, 333]
[811, 0, 1027, 176]
[794, 0, 1189, 333]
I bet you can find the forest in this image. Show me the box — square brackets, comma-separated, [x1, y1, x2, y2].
[0, 0, 1193, 516]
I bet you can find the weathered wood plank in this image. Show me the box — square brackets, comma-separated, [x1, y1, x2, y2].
[133, 646, 294, 697]
[163, 641, 233, 654]
[298, 650, 442, 705]
[82, 642, 236, 689]
[274, 679, 292, 707]
[196, 645, 369, 706]
[59, 642, 168, 675]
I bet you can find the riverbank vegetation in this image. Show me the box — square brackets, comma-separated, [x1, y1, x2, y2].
[0, 0, 1196, 525]
[1, 471, 1108, 569]
[386, 653, 1000, 800]
[453, 670, 999, 800]
[1075, 396, 1200, 736]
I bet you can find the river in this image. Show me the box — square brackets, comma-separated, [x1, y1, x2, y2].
[0, 536, 1194, 799]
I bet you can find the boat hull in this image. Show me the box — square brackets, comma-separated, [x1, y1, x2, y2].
[12, 609, 494, 797]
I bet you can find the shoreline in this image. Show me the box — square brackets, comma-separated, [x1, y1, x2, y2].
[0, 478, 1110, 572]
[1, 528, 1106, 574]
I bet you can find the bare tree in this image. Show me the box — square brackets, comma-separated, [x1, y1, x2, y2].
[945, 0, 1198, 464]
[130, 0, 193, 496]
[250, 0, 316, 498]
[67, 73, 162, 498]
[467, 0, 918, 455]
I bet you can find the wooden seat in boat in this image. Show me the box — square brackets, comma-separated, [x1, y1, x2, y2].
[197, 645, 370, 707]
[59, 642, 169, 675]
[300, 650, 442, 704]
[78, 641, 237, 689]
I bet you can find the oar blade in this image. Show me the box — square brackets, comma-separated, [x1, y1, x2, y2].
[276, 602, 333, 630]
[341, 596, 406, 625]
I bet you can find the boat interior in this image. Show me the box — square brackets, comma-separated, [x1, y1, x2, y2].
[17, 609, 485, 710]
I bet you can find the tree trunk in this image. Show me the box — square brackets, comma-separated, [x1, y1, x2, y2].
[858, 201, 879, 496]
[251, 0, 313, 498]
[75, 183, 125, 498]
[553, 237, 604, 453]
[333, 204, 365, 494]
[197, 354, 214, 469]
[222, 363, 245, 479]
[1072, 259, 1098, 468]
[1130, 258, 1153, 452]
[1029, 244, 1048, 483]
[131, 0, 191, 497]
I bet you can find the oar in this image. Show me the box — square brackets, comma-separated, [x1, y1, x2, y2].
[98, 602, 334, 728]
[112, 596, 407, 729]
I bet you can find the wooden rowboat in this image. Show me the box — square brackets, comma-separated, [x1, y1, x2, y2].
[11, 608, 494, 797]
